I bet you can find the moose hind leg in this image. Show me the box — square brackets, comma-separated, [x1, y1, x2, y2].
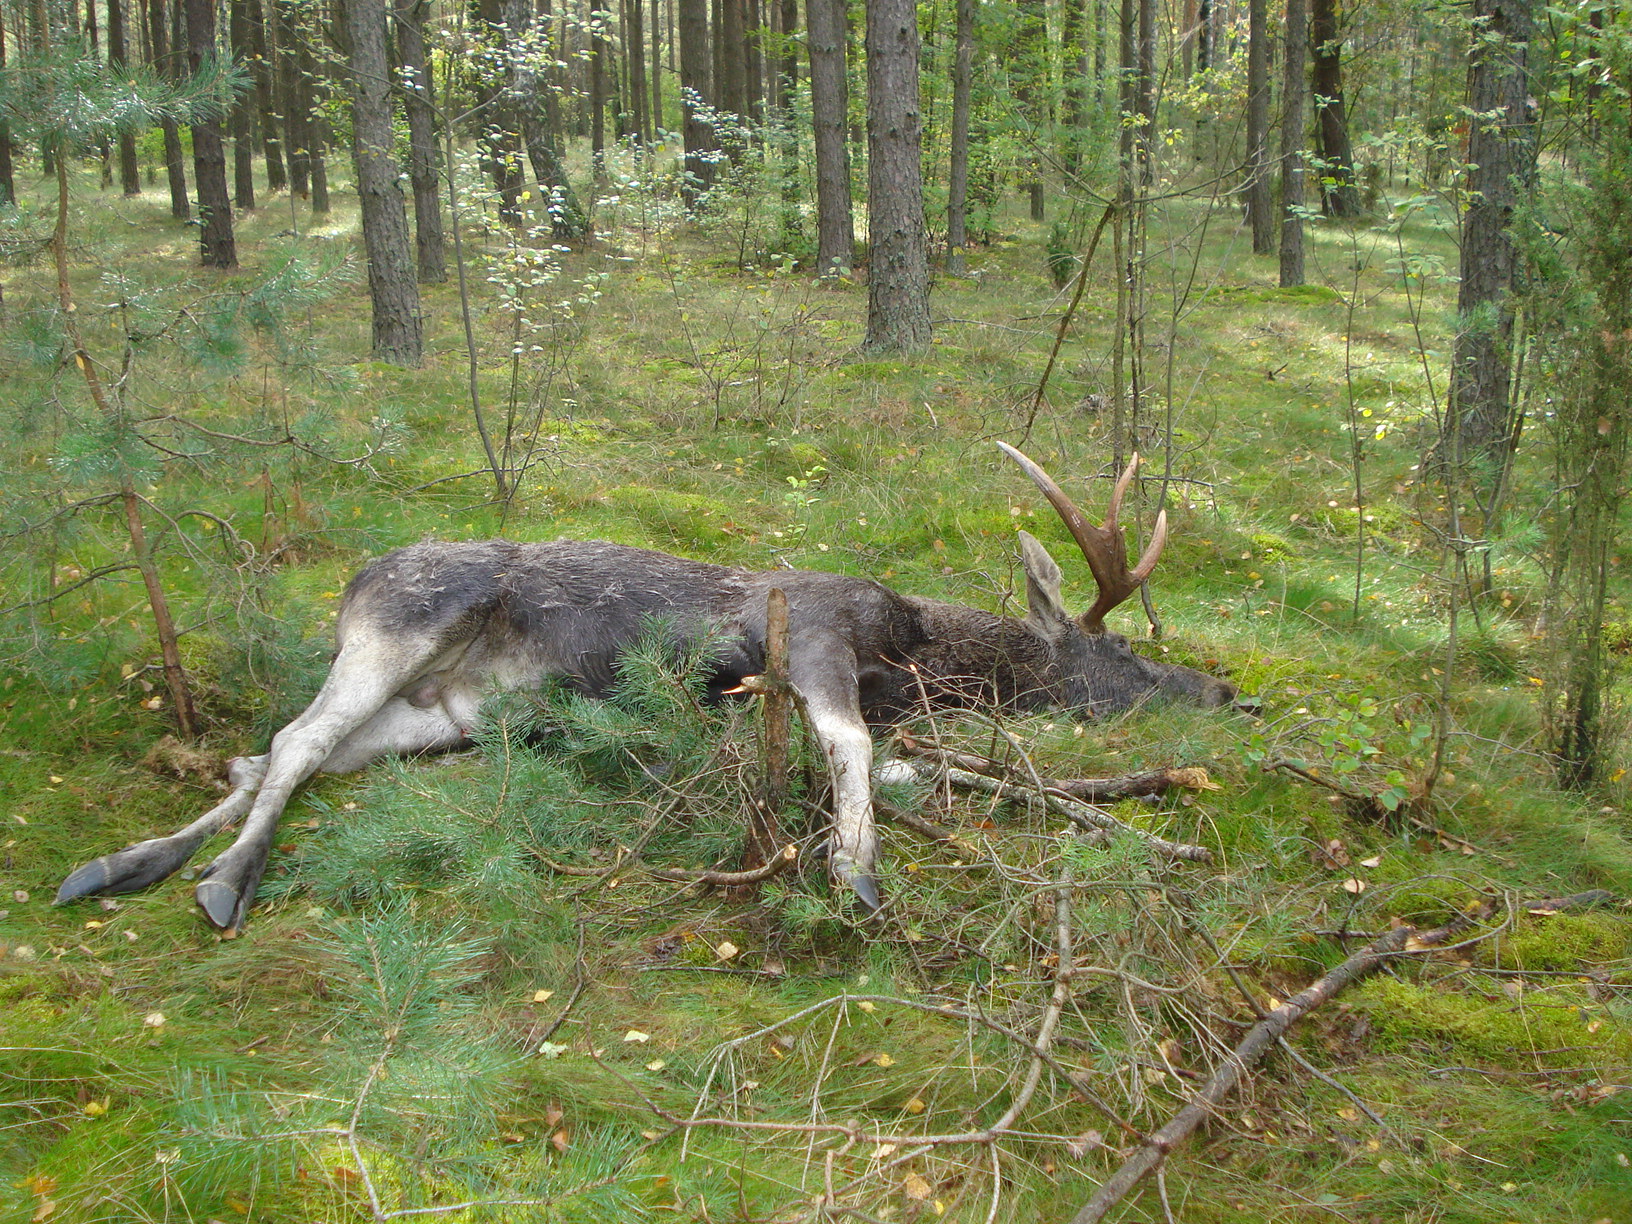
[193, 675, 470, 931]
[54, 755, 269, 906]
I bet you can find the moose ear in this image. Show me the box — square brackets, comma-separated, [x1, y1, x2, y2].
[1017, 531, 1074, 639]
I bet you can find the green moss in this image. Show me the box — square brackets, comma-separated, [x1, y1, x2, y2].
[602, 484, 740, 550]
[1485, 912, 1632, 972]
[1355, 976, 1632, 1068]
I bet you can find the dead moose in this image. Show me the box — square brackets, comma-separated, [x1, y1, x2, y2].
[57, 444, 1244, 929]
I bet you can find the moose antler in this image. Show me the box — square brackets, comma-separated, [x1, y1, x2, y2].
[998, 442, 1168, 632]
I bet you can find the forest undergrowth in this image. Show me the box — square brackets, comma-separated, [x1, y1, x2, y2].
[1, 151, 1630, 1223]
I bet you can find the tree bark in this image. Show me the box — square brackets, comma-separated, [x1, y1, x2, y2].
[945, 0, 972, 275]
[862, 0, 931, 352]
[149, 0, 191, 218]
[302, 29, 330, 212]
[108, 0, 142, 194]
[651, 0, 664, 131]
[247, 0, 286, 192]
[346, 0, 424, 365]
[1279, 0, 1305, 287]
[1311, 0, 1362, 216]
[504, 0, 584, 234]
[1279, 0, 1309, 285]
[678, 0, 717, 203]
[185, 0, 238, 267]
[229, 0, 257, 209]
[391, 0, 446, 280]
[1060, 0, 1088, 174]
[0, 2, 12, 206]
[625, 0, 648, 143]
[276, 0, 310, 199]
[806, 0, 853, 274]
[1450, 0, 1535, 477]
[1245, 0, 1273, 253]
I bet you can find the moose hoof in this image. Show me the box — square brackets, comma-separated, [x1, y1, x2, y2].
[195, 878, 247, 932]
[55, 836, 199, 905]
[849, 873, 883, 914]
[830, 856, 883, 914]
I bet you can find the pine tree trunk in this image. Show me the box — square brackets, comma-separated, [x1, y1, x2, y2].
[678, 0, 717, 203]
[626, 0, 648, 143]
[248, 0, 286, 192]
[591, 5, 608, 179]
[277, 0, 310, 198]
[393, 0, 446, 280]
[0, 2, 12, 206]
[1279, 0, 1308, 286]
[1311, 0, 1362, 216]
[229, 0, 257, 210]
[185, 0, 238, 266]
[945, 0, 972, 274]
[1245, 0, 1273, 253]
[346, 0, 424, 365]
[862, 0, 931, 351]
[109, 0, 142, 194]
[150, 0, 191, 218]
[303, 33, 330, 213]
[1061, 0, 1087, 174]
[807, 0, 853, 274]
[651, 0, 663, 131]
[717, 0, 746, 156]
[1450, 0, 1535, 478]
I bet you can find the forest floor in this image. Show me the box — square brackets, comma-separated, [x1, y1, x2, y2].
[1, 155, 1630, 1223]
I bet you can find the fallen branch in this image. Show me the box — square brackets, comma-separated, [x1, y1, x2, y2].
[897, 759, 1213, 864]
[643, 843, 798, 887]
[1064, 889, 1617, 1223]
[899, 735, 1216, 801]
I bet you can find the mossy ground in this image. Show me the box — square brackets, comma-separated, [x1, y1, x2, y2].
[1, 149, 1630, 1223]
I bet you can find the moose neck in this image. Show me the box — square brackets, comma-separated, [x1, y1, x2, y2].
[888, 596, 1066, 715]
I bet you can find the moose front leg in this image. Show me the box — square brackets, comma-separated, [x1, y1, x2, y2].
[788, 633, 882, 912]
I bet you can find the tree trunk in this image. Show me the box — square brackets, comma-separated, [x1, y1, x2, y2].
[625, 0, 648, 143]
[0, 1, 12, 207]
[807, 0, 853, 274]
[247, 0, 286, 192]
[277, 0, 310, 198]
[108, 0, 142, 194]
[393, 0, 446, 281]
[1012, 0, 1046, 217]
[678, 0, 717, 203]
[474, 0, 523, 221]
[150, 0, 191, 218]
[1279, 0, 1308, 285]
[346, 0, 424, 365]
[1061, 0, 1088, 175]
[1450, 0, 1535, 479]
[1136, 0, 1154, 184]
[651, 0, 663, 131]
[229, 0, 257, 209]
[862, 0, 931, 351]
[590, 4, 607, 181]
[717, 0, 746, 153]
[1311, 0, 1362, 216]
[1245, 0, 1273, 253]
[303, 33, 330, 213]
[945, 0, 972, 275]
[185, 0, 238, 267]
[500, 0, 582, 236]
